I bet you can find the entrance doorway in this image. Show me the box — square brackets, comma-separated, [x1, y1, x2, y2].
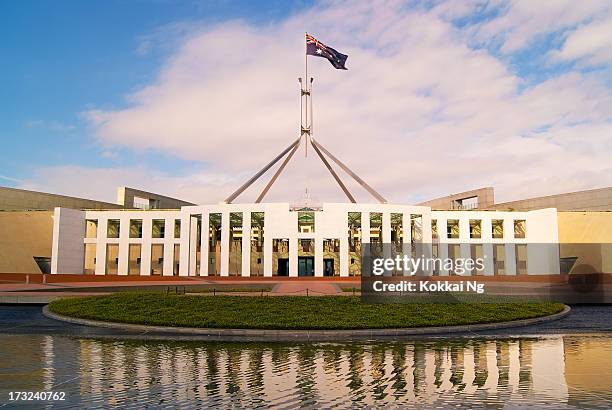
[298, 256, 314, 276]
[323, 258, 335, 276]
[277, 258, 289, 276]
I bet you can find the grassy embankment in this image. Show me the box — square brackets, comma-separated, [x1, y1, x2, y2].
[48, 293, 564, 330]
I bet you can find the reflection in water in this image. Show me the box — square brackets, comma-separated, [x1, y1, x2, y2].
[1, 335, 611, 408]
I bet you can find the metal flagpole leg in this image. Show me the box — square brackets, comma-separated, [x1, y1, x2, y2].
[310, 138, 356, 203]
[256, 138, 301, 203]
[224, 137, 301, 203]
[311, 138, 388, 204]
[308, 77, 313, 157]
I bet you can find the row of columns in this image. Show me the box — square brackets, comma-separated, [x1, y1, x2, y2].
[179, 211, 432, 277]
[87, 216, 181, 276]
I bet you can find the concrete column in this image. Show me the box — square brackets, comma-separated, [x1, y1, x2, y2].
[459, 218, 471, 276]
[200, 213, 209, 276]
[220, 212, 230, 276]
[51, 207, 86, 274]
[503, 219, 517, 275]
[382, 212, 392, 265]
[263, 233, 272, 277]
[289, 237, 298, 277]
[340, 234, 349, 277]
[315, 238, 323, 277]
[162, 218, 173, 276]
[178, 213, 190, 276]
[117, 217, 129, 275]
[505, 243, 517, 275]
[242, 213, 251, 277]
[402, 213, 411, 253]
[95, 218, 107, 275]
[362, 212, 370, 244]
[481, 218, 494, 276]
[141, 218, 152, 276]
[421, 212, 433, 276]
[437, 217, 449, 276]
[402, 213, 412, 276]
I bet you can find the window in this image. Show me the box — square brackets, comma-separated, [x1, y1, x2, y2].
[130, 219, 142, 238]
[514, 220, 526, 239]
[348, 212, 361, 276]
[492, 219, 504, 239]
[370, 213, 382, 241]
[493, 244, 505, 275]
[272, 239, 289, 276]
[173, 244, 180, 276]
[152, 220, 165, 238]
[133, 196, 150, 210]
[151, 244, 164, 275]
[107, 220, 120, 239]
[515, 244, 527, 274]
[432, 244, 439, 275]
[323, 239, 340, 277]
[105, 244, 119, 274]
[411, 215, 423, 241]
[84, 244, 96, 274]
[391, 213, 403, 245]
[431, 220, 438, 239]
[469, 220, 481, 239]
[250, 212, 265, 276]
[348, 212, 361, 251]
[208, 213, 222, 276]
[446, 219, 459, 239]
[229, 212, 243, 276]
[174, 219, 181, 238]
[370, 213, 383, 258]
[128, 244, 141, 275]
[470, 244, 484, 275]
[85, 219, 98, 238]
[298, 211, 315, 233]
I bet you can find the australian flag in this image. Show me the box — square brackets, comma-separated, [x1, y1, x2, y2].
[306, 34, 348, 70]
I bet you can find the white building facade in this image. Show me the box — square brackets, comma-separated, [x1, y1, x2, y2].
[51, 203, 560, 277]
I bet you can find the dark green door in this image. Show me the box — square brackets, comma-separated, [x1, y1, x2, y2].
[277, 258, 289, 276]
[298, 257, 314, 276]
[323, 259, 335, 276]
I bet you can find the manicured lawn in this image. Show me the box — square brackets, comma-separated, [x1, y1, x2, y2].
[341, 286, 360, 293]
[48, 293, 565, 330]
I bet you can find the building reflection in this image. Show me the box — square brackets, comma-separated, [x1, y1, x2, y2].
[1, 335, 608, 407]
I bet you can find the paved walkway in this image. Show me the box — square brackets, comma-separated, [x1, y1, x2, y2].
[272, 282, 342, 296]
[0, 278, 355, 303]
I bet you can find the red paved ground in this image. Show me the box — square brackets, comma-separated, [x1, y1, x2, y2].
[271, 282, 342, 296]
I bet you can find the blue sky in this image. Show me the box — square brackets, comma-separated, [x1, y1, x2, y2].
[1, 1, 611, 204]
[0, 0, 313, 183]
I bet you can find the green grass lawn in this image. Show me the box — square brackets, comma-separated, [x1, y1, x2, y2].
[341, 286, 360, 293]
[48, 293, 565, 330]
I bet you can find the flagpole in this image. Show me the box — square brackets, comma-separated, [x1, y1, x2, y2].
[304, 32, 308, 157]
[310, 77, 313, 145]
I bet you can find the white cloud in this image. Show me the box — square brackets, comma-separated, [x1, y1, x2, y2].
[31, 0, 612, 205]
[21, 165, 235, 204]
[552, 16, 612, 65]
[470, 0, 611, 54]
